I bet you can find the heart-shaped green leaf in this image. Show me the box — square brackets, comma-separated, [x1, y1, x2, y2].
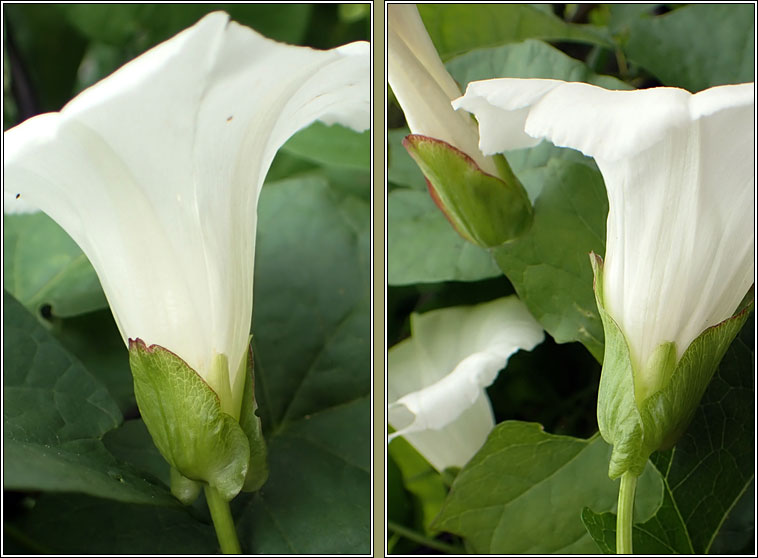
[3, 290, 174, 505]
[433, 421, 663, 554]
[235, 175, 371, 554]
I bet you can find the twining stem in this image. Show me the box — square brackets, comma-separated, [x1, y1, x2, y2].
[204, 486, 241, 554]
[387, 520, 464, 554]
[616, 471, 638, 554]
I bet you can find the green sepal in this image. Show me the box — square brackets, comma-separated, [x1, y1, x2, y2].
[591, 254, 754, 479]
[170, 467, 202, 505]
[238, 340, 269, 492]
[128, 339, 250, 502]
[403, 134, 533, 248]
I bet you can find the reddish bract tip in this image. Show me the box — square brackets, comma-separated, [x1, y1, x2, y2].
[402, 133, 486, 174]
[128, 337, 148, 351]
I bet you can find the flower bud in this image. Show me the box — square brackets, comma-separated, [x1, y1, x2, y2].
[403, 134, 533, 247]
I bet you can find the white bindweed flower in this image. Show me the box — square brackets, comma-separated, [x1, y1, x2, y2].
[387, 3, 497, 176]
[3, 11, 370, 415]
[388, 296, 544, 471]
[453, 79, 754, 402]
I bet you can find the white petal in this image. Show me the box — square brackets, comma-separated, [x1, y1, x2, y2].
[390, 392, 495, 472]
[455, 78, 693, 161]
[601, 84, 755, 371]
[387, 5, 497, 175]
[522, 83, 693, 162]
[3, 11, 369, 388]
[387, 5, 461, 102]
[455, 78, 754, 376]
[389, 351, 503, 434]
[452, 78, 563, 153]
[690, 82, 755, 119]
[388, 296, 544, 470]
[3, 190, 39, 214]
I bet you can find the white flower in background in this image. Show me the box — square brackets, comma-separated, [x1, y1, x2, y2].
[3, 11, 370, 415]
[453, 79, 754, 401]
[388, 296, 544, 471]
[387, 3, 497, 176]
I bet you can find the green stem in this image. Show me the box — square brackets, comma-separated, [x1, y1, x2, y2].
[616, 471, 638, 554]
[204, 486, 241, 554]
[387, 520, 463, 554]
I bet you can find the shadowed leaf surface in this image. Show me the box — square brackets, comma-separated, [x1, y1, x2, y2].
[623, 4, 755, 92]
[236, 175, 371, 554]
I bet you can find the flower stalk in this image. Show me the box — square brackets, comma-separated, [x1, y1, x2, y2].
[205, 486, 242, 554]
[616, 471, 637, 554]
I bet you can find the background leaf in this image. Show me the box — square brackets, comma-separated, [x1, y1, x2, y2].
[59, 3, 313, 48]
[103, 419, 172, 487]
[604, 4, 659, 34]
[237, 397, 370, 554]
[3, 213, 105, 318]
[622, 3, 755, 92]
[3, 5, 87, 117]
[252, 176, 369, 427]
[582, 316, 755, 553]
[49, 308, 135, 414]
[388, 436, 448, 536]
[4, 493, 217, 555]
[417, 4, 610, 60]
[709, 479, 755, 555]
[446, 39, 632, 90]
[387, 189, 502, 285]
[282, 122, 371, 170]
[2, 291, 174, 506]
[492, 158, 608, 358]
[234, 175, 371, 554]
[387, 450, 414, 527]
[433, 422, 662, 554]
[387, 128, 426, 190]
[497, 158, 608, 361]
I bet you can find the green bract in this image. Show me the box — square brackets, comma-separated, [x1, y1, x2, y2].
[129, 339, 267, 502]
[403, 134, 533, 248]
[238, 343, 268, 493]
[591, 254, 753, 478]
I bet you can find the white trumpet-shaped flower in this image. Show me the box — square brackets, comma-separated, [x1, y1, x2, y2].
[388, 296, 544, 471]
[388, 3, 497, 176]
[453, 79, 754, 400]
[3, 12, 370, 412]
